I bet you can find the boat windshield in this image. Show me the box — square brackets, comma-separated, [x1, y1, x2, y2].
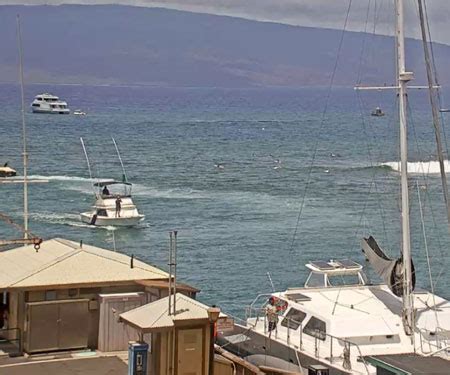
[327, 274, 363, 287]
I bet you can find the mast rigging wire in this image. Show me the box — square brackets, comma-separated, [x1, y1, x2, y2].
[289, 0, 354, 254]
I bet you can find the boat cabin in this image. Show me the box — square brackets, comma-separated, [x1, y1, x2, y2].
[94, 179, 132, 198]
[304, 259, 368, 288]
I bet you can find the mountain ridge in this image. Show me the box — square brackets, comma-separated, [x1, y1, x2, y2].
[0, 4, 449, 87]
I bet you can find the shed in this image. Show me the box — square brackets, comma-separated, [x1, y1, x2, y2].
[0, 238, 196, 354]
[120, 293, 224, 375]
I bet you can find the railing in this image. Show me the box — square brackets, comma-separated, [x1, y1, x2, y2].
[244, 294, 371, 374]
[0, 328, 22, 356]
[418, 327, 450, 356]
[252, 312, 369, 374]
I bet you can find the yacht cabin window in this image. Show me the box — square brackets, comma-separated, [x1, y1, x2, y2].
[281, 308, 307, 330]
[327, 274, 362, 287]
[305, 272, 325, 288]
[303, 316, 326, 341]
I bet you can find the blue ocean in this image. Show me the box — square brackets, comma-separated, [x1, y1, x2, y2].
[1, 83, 449, 316]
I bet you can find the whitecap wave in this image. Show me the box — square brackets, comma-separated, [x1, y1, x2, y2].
[381, 160, 450, 174]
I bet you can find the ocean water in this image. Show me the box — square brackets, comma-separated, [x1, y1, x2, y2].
[1, 83, 450, 317]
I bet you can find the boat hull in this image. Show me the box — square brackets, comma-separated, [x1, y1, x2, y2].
[32, 108, 70, 114]
[0, 171, 17, 177]
[218, 323, 352, 375]
[80, 212, 145, 227]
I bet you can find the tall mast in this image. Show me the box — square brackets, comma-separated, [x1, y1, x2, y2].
[17, 15, 28, 240]
[396, 0, 414, 336]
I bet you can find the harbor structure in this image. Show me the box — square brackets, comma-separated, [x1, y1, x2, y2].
[0, 238, 197, 354]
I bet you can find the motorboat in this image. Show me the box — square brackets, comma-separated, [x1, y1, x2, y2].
[218, 257, 450, 374]
[0, 163, 16, 177]
[31, 93, 70, 114]
[371, 107, 385, 117]
[80, 180, 145, 227]
[79, 137, 145, 227]
[73, 109, 87, 116]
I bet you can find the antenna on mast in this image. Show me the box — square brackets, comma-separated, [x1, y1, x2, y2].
[16, 15, 28, 240]
[80, 137, 97, 197]
[111, 137, 128, 183]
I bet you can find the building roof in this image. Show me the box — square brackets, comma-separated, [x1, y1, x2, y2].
[120, 293, 224, 332]
[0, 238, 168, 290]
[366, 354, 450, 374]
[135, 279, 200, 294]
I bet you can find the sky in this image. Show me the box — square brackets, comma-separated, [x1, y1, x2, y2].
[1, 0, 449, 45]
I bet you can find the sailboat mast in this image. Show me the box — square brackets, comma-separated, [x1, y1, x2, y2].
[17, 15, 28, 240]
[396, 0, 414, 336]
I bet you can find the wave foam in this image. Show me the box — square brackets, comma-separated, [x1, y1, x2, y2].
[381, 160, 450, 174]
[26, 175, 92, 182]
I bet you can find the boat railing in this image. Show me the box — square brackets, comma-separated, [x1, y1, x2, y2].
[245, 293, 273, 320]
[256, 314, 370, 374]
[418, 327, 450, 355]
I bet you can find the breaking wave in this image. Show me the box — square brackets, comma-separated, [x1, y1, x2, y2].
[380, 160, 450, 174]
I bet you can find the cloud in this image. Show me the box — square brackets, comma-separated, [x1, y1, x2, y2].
[1, 0, 449, 44]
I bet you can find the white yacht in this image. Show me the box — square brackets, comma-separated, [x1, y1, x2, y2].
[31, 93, 70, 114]
[80, 180, 145, 227]
[219, 257, 450, 374]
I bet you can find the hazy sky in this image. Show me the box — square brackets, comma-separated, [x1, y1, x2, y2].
[1, 0, 449, 45]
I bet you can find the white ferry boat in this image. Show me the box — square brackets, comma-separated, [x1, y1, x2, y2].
[30, 93, 70, 114]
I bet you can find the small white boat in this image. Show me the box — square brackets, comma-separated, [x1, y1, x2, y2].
[80, 180, 145, 227]
[73, 109, 87, 116]
[31, 93, 70, 114]
[0, 163, 16, 177]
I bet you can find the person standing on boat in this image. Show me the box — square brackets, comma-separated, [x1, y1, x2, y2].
[115, 196, 122, 217]
[266, 296, 278, 338]
[102, 185, 110, 196]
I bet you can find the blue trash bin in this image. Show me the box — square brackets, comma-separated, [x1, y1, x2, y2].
[128, 341, 149, 375]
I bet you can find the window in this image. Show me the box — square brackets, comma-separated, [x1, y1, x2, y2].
[97, 209, 107, 217]
[45, 290, 57, 300]
[303, 316, 326, 340]
[281, 308, 307, 330]
[32, 103, 40, 107]
[37, 97, 42, 101]
[327, 274, 361, 287]
[305, 272, 325, 287]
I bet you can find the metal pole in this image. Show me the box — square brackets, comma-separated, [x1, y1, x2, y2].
[16, 15, 28, 239]
[111, 137, 128, 183]
[173, 230, 177, 315]
[417, 0, 450, 230]
[80, 138, 97, 197]
[396, 0, 414, 336]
